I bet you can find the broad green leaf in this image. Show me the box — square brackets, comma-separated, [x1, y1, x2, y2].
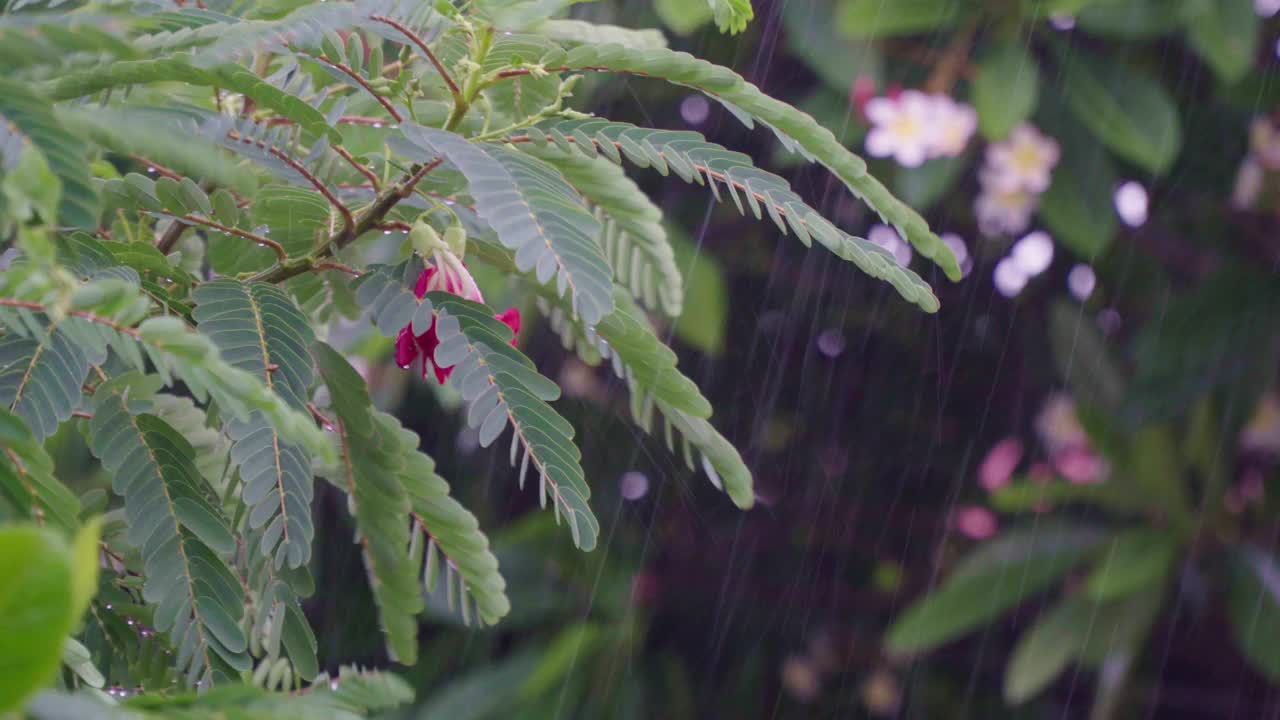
[0, 525, 74, 713]
[887, 523, 1105, 655]
[1183, 0, 1259, 84]
[892, 155, 969, 212]
[782, 0, 882, 94]
[1038, 107, 1118, 259]
[1225, 546, 1280, 680]
[973, 41, 1040, 140]
[1077, 0, 1188, 37]
[1004, 595, 1092, 704]
[836, 0, 960, 37]
[1058, 48, 1182, 174]
[1085, 527, 1179, 600]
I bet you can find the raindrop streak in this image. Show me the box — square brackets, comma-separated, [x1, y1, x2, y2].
[1114, 181, 1149, 227]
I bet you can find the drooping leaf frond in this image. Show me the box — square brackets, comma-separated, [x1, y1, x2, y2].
[528, 148, 684, 318]
[353, 260, 599, 551]
[192, 280, 317, 571]
[398, 124, 616, 327]
[504, 42, 959, 279]
[502, 120, 940, 312]
[88, 375, 251, 687]
[0, 407, 79, 531]
[312, 341, 510, 626]
[313, 347, 423, 664]
[0, 310, 100, 442]
[540, 289, 753, 508]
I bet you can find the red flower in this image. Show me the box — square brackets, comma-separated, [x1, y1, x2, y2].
[395, 261, 521, 384]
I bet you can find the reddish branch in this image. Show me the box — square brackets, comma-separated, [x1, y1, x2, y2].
[179, 214, 288, 261]
[299, 49, 403, 122]
[368, 15, 462, 101]
[333, 145, 381, 190]
[0, 299, 141, 337]
[226, 131, 355, 231]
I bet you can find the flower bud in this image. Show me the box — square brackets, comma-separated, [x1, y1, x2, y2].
[443, 224, 467, 258]
[409, 220, 442, 257]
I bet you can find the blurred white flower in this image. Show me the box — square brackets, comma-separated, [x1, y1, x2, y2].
[1250, 116, 1280, 170]
[1067, 263, 1097, 301]
[993, 257, 1029, 297]
[1242, 391, 1280, 456]
[1050, 13, 1076, 29]
[1113, 181, 1150, 227]
[1035, 393, 1089, 456]
[781, 655, 821, 702]
[1232, 156, 1265, 209]
[867, 223, 913, 267]
[985, 124, 1061, 194]
[1257, 0, 1280, 18]
[864, 90, 935, 168]
[1011, 230, 1054, 276]
[928, 95, 978, 158]
[975, 181, 1037, 237]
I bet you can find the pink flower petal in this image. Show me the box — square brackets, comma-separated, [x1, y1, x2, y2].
[978, 437, 1024, 491]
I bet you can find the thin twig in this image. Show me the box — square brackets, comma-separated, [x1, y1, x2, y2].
[226, 131, 355, 230]
[369, 15, 462, 101]
[179, 213, 288, 261]
[253, 158, 443, 284]
[128, 155, 182, 181]
[156, 219, 188, 254]
[333, 145, 381, 190]
[301, 49, 403, 122]
[0, 299, 141, 337]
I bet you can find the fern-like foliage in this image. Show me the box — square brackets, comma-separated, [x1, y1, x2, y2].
[0, 407, 78, 531]
[0, 0, 948, 711]
[353, 259, 598, 550]
[503, 120, 939, 312]
[399, 124, 616, 327]
[89, 375, 251, 687]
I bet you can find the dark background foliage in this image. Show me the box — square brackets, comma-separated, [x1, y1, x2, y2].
[272, 1, 1280, 718]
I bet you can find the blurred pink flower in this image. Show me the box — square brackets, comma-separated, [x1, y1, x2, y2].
[984, 123, 1061, 194]
[978, 437, 1023, 491]
[952, 505, 998, 540]
[1053, 446, 1107, 485]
